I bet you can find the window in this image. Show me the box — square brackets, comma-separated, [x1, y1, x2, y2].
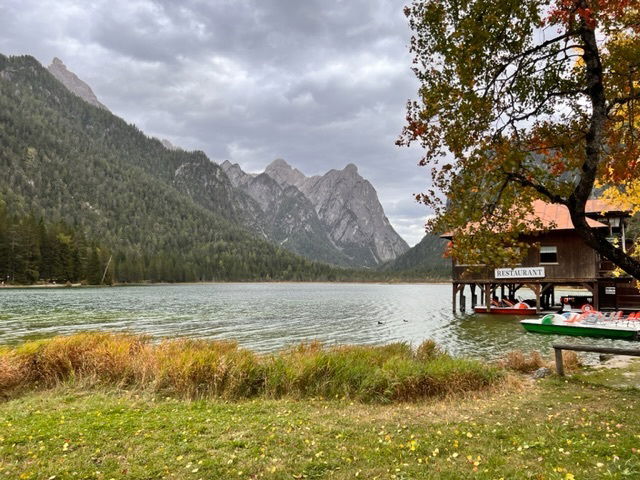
[539, 246, 558, 264]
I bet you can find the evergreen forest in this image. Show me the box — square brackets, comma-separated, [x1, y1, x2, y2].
[0, 205, 110, 285]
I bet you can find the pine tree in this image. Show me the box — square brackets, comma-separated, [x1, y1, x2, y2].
[86, 248, 102, 285]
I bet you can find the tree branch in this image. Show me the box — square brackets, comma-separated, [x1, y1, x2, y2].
[486, 177, 511, 215]
[504, 171, 568, 205]
[509, 89, 588, 122]
[607, 91, 640, 114]
[482, 31, 580, 97]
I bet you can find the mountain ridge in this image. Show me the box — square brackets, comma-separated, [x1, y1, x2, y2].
[43, 56, 410, 268]
[262, 159, 410, 265]
[220, 160, 357, 266]
[47, 57, 109, 110]
[222, 159, 409, 267]
[382, 234, 450, 278]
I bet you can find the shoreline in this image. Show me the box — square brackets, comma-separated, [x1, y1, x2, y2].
[0, 279, 452, 289]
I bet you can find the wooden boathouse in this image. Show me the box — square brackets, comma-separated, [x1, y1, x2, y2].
[445, 199, 640, 313]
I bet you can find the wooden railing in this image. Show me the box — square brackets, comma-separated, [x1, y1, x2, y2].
[553, 344, 640, 376]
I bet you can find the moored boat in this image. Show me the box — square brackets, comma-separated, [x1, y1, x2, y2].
[521, 313, 640, 340]
[474, 302, 537, 315]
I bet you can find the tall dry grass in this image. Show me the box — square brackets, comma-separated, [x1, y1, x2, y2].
[498, 351, 547, 373]
[0, 333, 502, 402]
[499, 349, 583, 374]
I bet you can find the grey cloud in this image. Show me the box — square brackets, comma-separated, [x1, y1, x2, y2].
[0, 0, 433, 246]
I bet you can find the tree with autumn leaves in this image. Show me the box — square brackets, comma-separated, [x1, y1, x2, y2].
[400, 0, 640, 278]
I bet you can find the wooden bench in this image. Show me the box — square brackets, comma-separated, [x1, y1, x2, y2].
[553, 344, 640, 376]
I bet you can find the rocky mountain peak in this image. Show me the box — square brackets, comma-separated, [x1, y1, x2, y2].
[343, 163, 358, 175]
[47, 57, 109, 111]
[224, 158, 409, 266]
[220, 160, 253, 187]
[297, 163, 409, 265]
[268, 158, 290, 168]
[264, 158, 307, 188]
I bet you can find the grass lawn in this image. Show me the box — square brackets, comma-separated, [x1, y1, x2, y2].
[1, 371, 639, 480]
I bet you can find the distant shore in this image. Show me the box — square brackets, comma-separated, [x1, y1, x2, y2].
[0, 279, 451, 289]
[0, 282, 86, 289]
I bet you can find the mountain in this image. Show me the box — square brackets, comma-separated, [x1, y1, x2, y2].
[382, 234, 450, 278]
[222, 160, 409, 267]
[21, 53, 409, 270]
[221, 161, 357, 266]
[172, 156, 265, 232]
[264, 158, 308, 187]
[263, 159, 410, 266]
[47, 57, 109, 110]
[0, 53, 349, 282]
[43, 56, 410, 269]
[43, 56, 409, 268]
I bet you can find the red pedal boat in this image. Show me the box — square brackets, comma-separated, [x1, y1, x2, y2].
[474, 302, 537, 315]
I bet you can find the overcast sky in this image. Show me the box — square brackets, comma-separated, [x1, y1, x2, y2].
[0, 0, 432, 246]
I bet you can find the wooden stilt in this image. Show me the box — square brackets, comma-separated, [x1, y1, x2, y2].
[485, 283, 492, 311]
[514, 284, 523, 299]
[452, 283, 458, 313]
[470, 284, 477, 308]
[540, 283, 552, 310]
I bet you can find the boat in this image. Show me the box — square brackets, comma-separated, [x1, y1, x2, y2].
[474, 302, 537, 315]
[520, 312, 640, 340]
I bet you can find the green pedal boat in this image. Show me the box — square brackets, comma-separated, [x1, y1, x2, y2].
[521, 313, 640, 340]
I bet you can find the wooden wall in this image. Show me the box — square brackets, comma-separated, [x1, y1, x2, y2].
[598, 279, 640, 311]
[452, 231, 598, 282]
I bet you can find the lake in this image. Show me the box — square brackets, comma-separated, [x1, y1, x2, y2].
[0, 283, 634, 359]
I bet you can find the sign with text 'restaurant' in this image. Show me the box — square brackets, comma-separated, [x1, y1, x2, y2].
[494, 267, 545, 279]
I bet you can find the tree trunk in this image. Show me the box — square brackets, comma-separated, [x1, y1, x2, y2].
[566, 21, 640, 280]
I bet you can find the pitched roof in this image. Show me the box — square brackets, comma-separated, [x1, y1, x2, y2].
[441, 199, 612, 239]
[585, 198, 632, 215]
[532, 200, 606, 230]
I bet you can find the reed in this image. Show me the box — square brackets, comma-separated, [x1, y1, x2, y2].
[0, 333, 502, 402]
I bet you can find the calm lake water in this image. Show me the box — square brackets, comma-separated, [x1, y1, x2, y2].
[0, 283, 634, 359]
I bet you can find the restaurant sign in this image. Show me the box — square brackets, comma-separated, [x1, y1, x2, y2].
[494, 267, 545, 279]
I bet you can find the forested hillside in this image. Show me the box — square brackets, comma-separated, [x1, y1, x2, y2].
[381, 234, 450, 279]
[0, 54, 352, 282]
[0, 206, 112, 285]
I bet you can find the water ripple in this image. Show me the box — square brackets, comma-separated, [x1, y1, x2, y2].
[1, 283, 637, 358]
